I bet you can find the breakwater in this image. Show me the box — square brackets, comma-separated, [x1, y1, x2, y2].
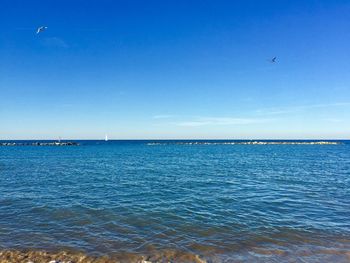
[147, 141, 341, 146]
[0, 142, 79, 146]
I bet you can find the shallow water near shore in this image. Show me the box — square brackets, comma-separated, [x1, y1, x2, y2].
[1, 140, 350, 262]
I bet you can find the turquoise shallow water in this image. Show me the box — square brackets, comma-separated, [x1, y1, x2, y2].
[0, 140, 350, 262]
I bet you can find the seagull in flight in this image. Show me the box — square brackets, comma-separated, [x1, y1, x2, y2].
[36, 26, 48, 34]
[270, 56, 277, 63]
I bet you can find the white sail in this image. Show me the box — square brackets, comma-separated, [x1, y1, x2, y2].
[105, 134, 108, 141]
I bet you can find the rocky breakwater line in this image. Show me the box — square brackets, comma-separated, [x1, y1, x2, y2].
[0, 142, 79, 146]
[237, 141, 340, 145]
[147, 141, 341, 146]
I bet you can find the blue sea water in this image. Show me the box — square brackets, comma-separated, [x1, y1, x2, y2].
[0, 140, 350, 262]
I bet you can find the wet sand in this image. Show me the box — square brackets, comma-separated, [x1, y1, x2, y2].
[0, 250, 205, 263]
[1, 247, 350, 263]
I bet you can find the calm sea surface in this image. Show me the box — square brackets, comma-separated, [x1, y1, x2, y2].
[1, 140, 350, 262]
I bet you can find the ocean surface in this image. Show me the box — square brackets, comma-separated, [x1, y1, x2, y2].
[0, 140, 350, 262]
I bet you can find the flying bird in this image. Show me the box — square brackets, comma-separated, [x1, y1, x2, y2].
[36, 26, 48, 34]
[270, 57, 277, 63]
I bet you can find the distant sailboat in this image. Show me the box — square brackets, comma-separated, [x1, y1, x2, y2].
[105, 134, 108, 141]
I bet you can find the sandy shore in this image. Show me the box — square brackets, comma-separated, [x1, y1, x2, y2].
[0, 250, 206, 263]
[2, 247, 350, 263]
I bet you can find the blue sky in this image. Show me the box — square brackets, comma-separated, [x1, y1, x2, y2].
[1, 0, 350, 139]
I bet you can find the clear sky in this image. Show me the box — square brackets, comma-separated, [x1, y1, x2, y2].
[1, 0, 350, 139]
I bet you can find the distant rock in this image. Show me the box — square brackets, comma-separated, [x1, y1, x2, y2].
[147, 141, 341, 146]
[0, 142, 79, 146]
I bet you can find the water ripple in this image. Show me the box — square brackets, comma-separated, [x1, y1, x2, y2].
[0, 141, 350, 261]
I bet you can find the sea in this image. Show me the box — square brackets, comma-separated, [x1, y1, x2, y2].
[0, 140, 349, 262]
